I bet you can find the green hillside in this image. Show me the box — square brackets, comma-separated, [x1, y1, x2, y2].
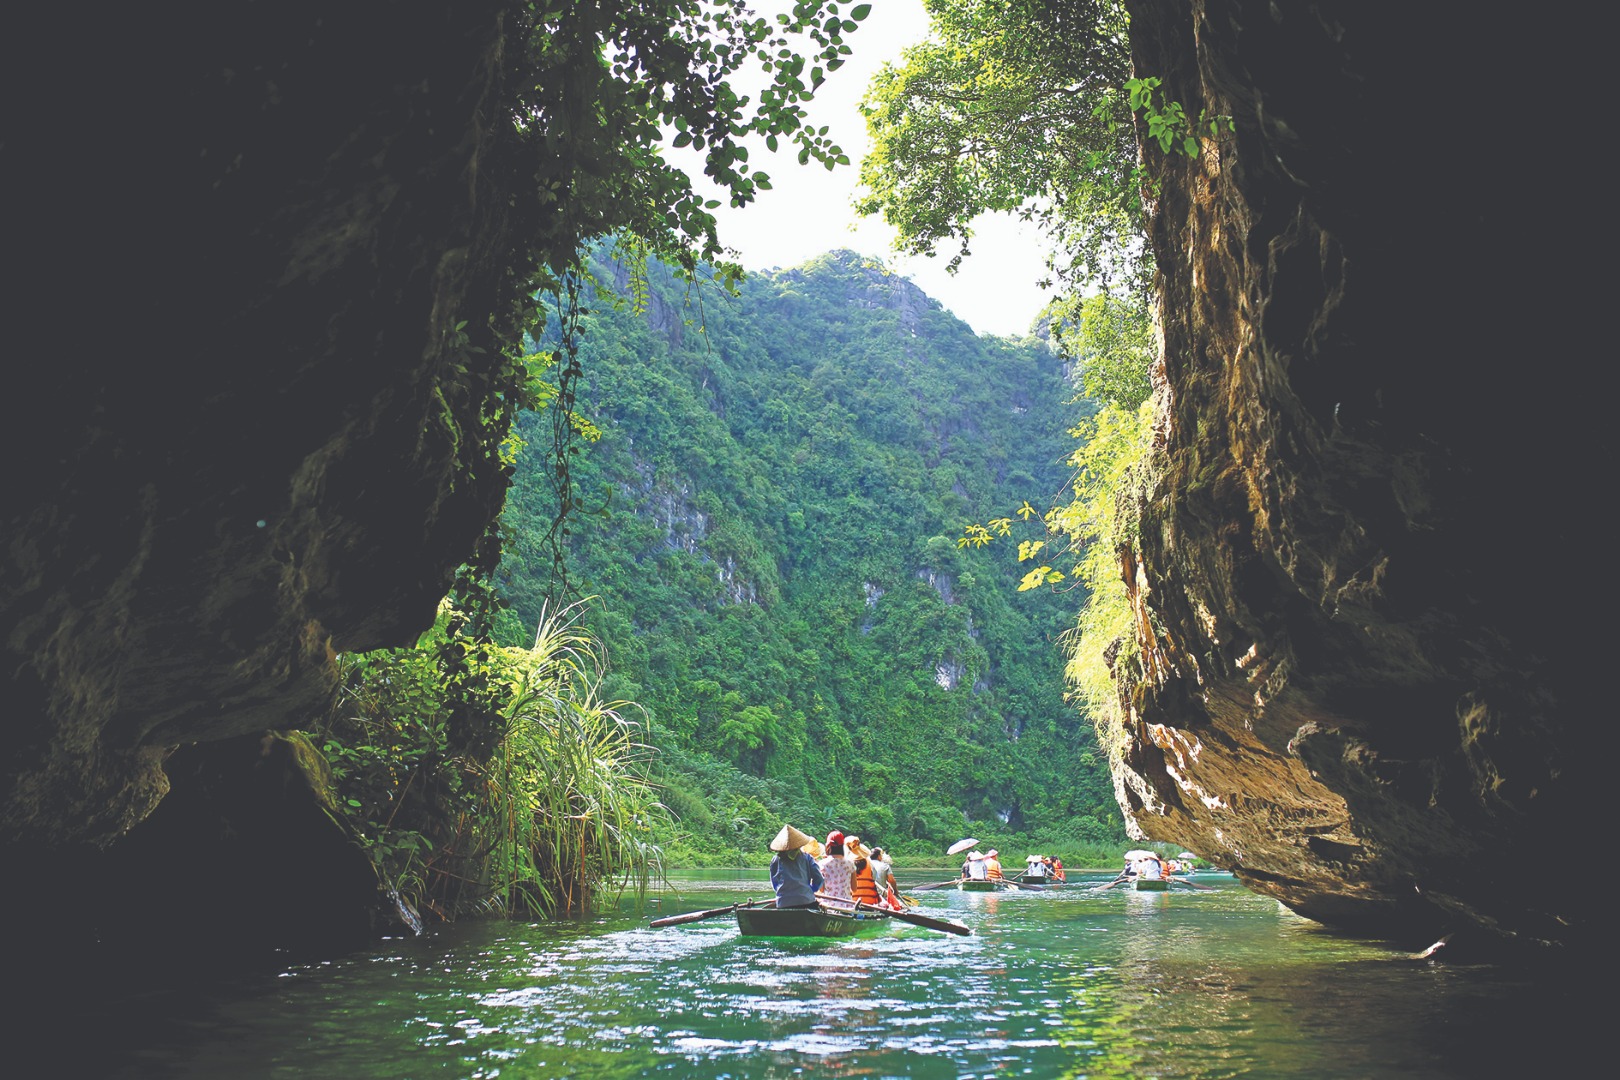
[497, 248, 1124, 863]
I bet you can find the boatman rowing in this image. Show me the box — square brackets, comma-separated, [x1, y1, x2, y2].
[769, 825, 824, 908]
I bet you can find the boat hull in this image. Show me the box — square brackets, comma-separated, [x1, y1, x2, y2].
[1134, 878, 1169, 891]
[958, 880, 1006, 892]
[735, 905, 891, 937]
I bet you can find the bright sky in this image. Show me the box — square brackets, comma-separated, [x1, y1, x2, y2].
[679, 0, 1056, 338]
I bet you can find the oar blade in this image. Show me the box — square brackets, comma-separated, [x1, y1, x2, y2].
[851, 899, 971, 936]
[649, 898, 769, 928]
[649, 906, 730, 928]
[888, 907, 972, 936]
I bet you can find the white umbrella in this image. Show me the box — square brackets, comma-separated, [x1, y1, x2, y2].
[1123, 849, 1156, 861]
[947, 837, 980, 855]
[1178, 852, 1197, 860]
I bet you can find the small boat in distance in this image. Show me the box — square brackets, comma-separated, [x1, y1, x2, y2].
[958, 879, 1010, 892]
[1017, 855, 1063, 885]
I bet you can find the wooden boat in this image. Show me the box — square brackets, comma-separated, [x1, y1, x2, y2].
[735, 903, 892, 937]
[958, 879, 1009, 892]
[1133, 877, 1169, 891]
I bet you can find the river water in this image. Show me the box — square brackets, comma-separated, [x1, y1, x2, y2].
[62, 869, 1586, 1078]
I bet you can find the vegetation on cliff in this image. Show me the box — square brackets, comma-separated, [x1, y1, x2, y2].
[857, 0, 1161, 773]
[496, 247, 1126, 866]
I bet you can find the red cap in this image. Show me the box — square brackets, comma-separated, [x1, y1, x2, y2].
[826, 830, 844, 846]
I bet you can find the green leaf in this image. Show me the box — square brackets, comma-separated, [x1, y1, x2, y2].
[851, 3, 871, 19]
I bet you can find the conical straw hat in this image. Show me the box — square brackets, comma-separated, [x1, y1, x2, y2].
[771, 824, 814, 852]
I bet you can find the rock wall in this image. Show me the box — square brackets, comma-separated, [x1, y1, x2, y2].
[2, 3, 516, 853]
[1115, 0, 1600, 954]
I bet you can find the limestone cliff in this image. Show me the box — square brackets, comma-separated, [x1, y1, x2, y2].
[1114, 0, 1600, 955]
[3, 4, 517, 858]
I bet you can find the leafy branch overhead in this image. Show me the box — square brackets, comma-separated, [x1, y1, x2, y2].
[855, 0, 1143, 296]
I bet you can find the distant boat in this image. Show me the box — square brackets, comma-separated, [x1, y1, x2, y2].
[1017, 856, 1063, 886]
[1133, 877, 1170, 891]
[958, 879, 1011, 892]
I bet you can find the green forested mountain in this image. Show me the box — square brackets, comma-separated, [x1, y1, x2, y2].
[496, 249, 1124, 861]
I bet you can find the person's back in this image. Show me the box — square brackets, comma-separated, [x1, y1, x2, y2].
[1141, 855, 1163, 880]
[985, 850, 1003, 881]
[771, 850, 822, 907]
[869, 848, 893, 893]
[851, 856, 881, 905]
[818, 832, 854, 900]
[966, 854, 988, 880]
[869, 848, 900, 909]
[768, 825, 823, 908]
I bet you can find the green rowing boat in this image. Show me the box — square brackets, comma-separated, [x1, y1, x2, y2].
[735, 904, 892, 937]
[1134, 878, 1169, 891]
[958, 879, 1009, 892]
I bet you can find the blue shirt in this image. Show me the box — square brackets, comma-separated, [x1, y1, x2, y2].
[770, 851, 825, 907]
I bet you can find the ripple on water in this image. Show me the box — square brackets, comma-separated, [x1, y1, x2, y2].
[72, 876, 1596, 1080]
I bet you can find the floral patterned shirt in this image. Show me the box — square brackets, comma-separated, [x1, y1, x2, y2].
[818, 855, 854, 900]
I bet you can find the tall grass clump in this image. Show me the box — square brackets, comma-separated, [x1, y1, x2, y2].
[478, 601, 665, 916]
[313, 596, 666, 925]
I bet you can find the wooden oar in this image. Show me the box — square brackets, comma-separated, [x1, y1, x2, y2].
[649, 898, 771, 928]
[997, 877, 1052, 890]
[819, 893, 972, 936]
[1088, 872, 1131, 892]
[1168, 876, 1216, 891]
[904, 879, 966, 892]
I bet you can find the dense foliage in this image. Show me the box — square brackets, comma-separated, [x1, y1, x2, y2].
[856, 0, 1143, 296]
[496, 247, 1127, 864]
[311, 599, 664, 921]
[857, 0, 1165, 779]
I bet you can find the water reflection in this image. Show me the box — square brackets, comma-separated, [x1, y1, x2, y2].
[68, 871, 1594, 1079]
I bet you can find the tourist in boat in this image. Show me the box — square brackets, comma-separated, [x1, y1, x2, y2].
[769, 825, 824, 909]
[963, 851, 989, 880]
[1137, 852, 1165, 881]
[818, 830, 855, 900]
[851, 848, 883, 907]
[984, 850, 1005, 882]
[1049, 856, 1066, 883]
[868, 847, 902, 908]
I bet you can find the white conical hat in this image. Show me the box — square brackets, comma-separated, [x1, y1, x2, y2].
[771, 824, 814, 852]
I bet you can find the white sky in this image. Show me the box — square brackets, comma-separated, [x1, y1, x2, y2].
[676, 0, 1056, 338]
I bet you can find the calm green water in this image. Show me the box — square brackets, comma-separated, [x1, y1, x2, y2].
[65, 870, 1585, 1078]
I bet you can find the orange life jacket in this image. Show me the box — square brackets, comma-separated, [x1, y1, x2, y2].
[852, 860, 881, 904]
